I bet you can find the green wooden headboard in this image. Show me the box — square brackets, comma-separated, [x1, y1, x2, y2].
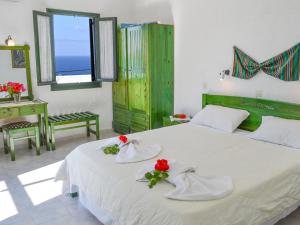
[202, 94, 300, 131]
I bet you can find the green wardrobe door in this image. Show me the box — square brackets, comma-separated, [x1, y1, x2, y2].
[113, 28, 128, 108]
[149, 24, 174, 129]
[127, 25, 150, 115]
[113, 28, 130, 134]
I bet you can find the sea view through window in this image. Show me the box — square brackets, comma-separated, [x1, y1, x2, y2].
[53, 14, 93, 83]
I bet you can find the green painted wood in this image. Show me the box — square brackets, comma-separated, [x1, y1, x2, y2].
[127, 25, 149, 115]
[148, 24, 174, 129]
[0, 45, 33, 101]
[0, 100, 50, 150]
[202, 93, 300, 131]
[48, 111, 100, 149]
[33, 11, 52, 85]
[112, 27, 130, 134]
[112, 121, 130, 134]
[113, 28, 128, 108]
[112, 24, 174, 133]
[98, 17, 118, 81]
[3, 122, 40, 161]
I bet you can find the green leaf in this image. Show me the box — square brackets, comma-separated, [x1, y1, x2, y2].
[161, 172, 169, 179]
[145, 172, 153, 180]
[150, 178, 157, 186]
[153, 170, 160, 176]
[103, 145, 120, 155]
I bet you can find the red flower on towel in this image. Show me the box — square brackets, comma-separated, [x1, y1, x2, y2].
[119, 135, 128, 144]
[145, 159, 170, 188]
[155, 159, 170, 171]
[174, 114, 187, 119]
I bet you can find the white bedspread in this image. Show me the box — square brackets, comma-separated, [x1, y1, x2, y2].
[56, 123, 300, 225]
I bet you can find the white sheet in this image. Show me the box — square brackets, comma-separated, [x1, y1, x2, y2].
[56, 123, 300, 225]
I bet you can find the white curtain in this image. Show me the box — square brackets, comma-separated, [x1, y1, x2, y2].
[99, 20, 114, 80]
[37, 14, 53, 82]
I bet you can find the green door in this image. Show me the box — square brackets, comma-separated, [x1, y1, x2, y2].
[127, 25, 149, 115]
[112, 28, 130, 134]
[113, 28, 128, 108]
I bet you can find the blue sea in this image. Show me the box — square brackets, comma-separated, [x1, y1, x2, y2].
[55, 56, 91, 75]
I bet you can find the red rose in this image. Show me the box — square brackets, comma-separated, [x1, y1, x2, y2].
[178, 114, 187, 119]
[174, 114, 187, 119]
[13, 85, 22, 93]
[155, 159, 169, 171]
[1, 85, 8, 92]
[119, 135, 128, 144]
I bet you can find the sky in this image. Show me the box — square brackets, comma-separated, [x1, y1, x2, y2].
[53, 15, 91, 57]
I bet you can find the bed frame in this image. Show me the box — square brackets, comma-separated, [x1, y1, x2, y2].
[202, 94, 300, 131]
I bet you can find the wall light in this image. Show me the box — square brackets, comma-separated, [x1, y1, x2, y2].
[5, 35, 15, 46]
[219, 69, 230, 81]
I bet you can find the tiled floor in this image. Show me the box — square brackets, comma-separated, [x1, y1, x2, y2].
[0, 130, 300, 225]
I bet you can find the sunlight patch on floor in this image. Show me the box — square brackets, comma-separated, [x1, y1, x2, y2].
[18, 161, 62, 185]
[17, 161, 63, 206]
[23, 179, 63, 206]
[0, 181, 18, 221]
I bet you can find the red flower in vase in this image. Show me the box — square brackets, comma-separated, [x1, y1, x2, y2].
[3, 82, 26, 94]
[0, 85, 8, 92]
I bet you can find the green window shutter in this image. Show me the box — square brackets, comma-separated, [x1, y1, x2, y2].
[97, 17, 118, 82]
[33, 11, 54, 85]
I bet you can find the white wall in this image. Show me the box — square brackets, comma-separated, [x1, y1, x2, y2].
[0, 0, 135, 129]
[2, 0, 300, 128]
[133, 0, 300, 116]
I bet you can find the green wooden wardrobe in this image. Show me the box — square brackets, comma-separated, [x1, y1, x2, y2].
[112, 23, 174, 134]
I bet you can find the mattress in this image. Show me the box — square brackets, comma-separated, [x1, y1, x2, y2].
[56, 123, 300, 225]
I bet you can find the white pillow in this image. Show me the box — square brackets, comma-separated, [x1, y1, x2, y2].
[191, 105, 250, 132]
[249, 116, 300, 149]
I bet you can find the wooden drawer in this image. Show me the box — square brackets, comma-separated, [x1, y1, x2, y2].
[113, 121, 130, 134]
[19, 105, 44, 116]
[130, 111, 149, 132]
[130, 111, 149, 127]
[0, 107, 19, 118]
[130, 122, 149, 133]
[113, 105, 130, 125]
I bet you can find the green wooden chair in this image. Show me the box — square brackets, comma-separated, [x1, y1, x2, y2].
[2, 121, 40, 161]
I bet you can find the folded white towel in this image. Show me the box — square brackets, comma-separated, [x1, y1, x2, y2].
[136, 160, 233, 201]
[116, 142, 161, 163]
[98, 137, 162, 163]
[165, 173, 233, 201]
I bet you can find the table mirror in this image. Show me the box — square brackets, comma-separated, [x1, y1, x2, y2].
[0, 45, 33, 102]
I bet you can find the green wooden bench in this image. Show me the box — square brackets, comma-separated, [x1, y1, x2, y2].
[2, 121, 40, 161]
[48, 112, 100, 150]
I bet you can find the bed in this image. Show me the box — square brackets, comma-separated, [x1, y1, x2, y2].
[56, 94, 300, 225]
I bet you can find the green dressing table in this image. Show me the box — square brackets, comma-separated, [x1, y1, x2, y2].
[0, 45, 50, 150]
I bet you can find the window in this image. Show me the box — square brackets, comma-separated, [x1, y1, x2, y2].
[53, 15, 93, 84]
[33, 9, 117, 90]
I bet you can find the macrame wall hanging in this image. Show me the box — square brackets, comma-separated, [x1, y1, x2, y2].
[232, 42, 300, 81]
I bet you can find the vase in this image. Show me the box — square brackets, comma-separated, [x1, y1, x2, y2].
[13, 93, 21, 103]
